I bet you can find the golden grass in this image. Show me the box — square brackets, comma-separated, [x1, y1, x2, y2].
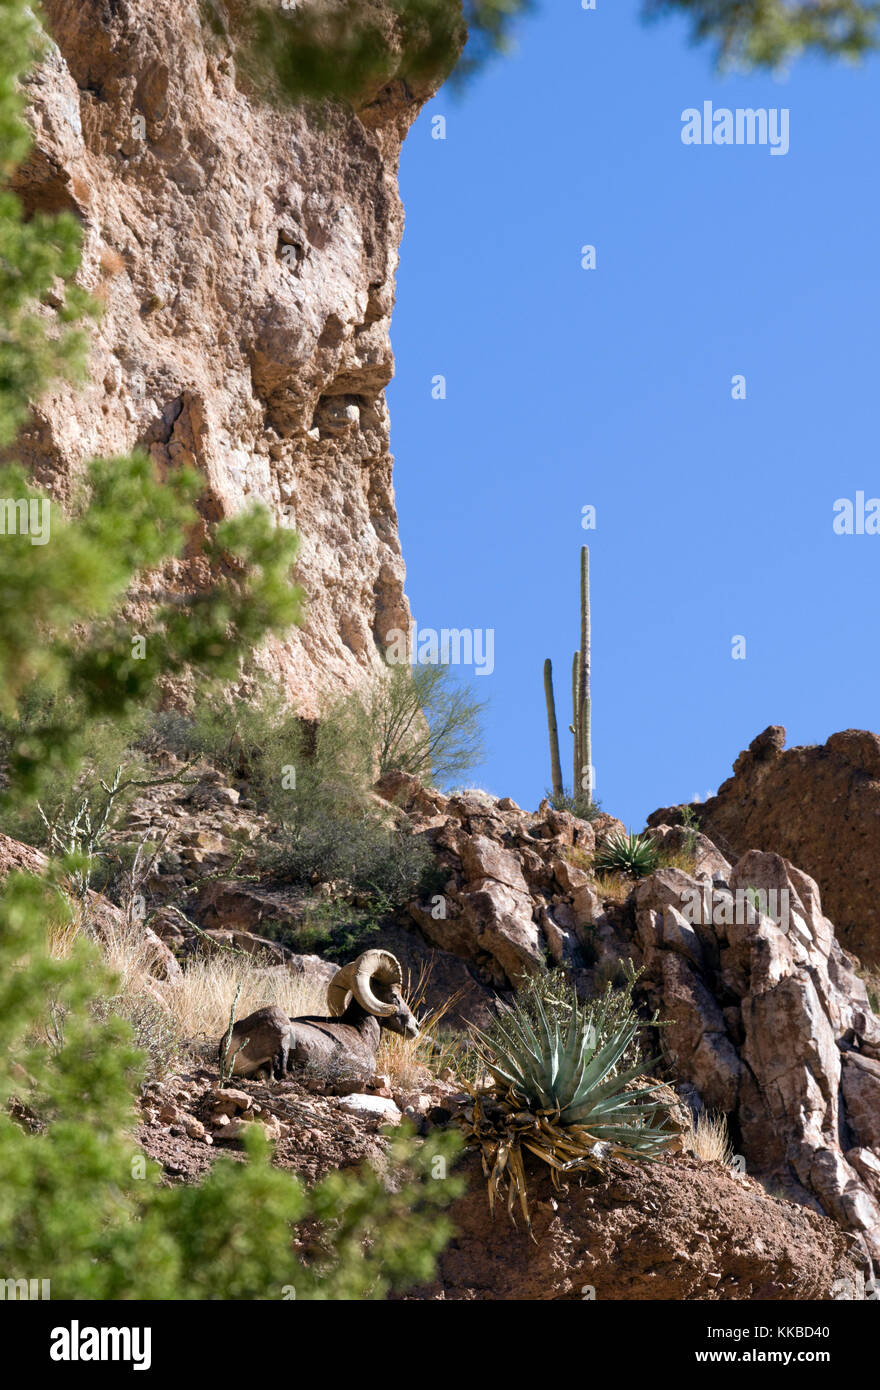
[592, 872, 631, 903]
[46, 900, 86, 960]
[656, 847, 697, 875]
[563, 844, 594, 874]
[166, 950, 326, 1046]
[858, 963, 880, 1016]
[683, 1109, 735, 1166]
[377, 962, 461, 1092]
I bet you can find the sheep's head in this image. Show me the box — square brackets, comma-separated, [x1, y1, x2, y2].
[327, 949, 419, 1039]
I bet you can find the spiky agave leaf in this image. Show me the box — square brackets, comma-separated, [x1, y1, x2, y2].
[470, 989, 673, 1146]
[464, 984, 677, 1233]
[593, 830, 660, 879]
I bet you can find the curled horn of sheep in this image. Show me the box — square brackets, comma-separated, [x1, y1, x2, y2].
[218, 949, 419, 1092]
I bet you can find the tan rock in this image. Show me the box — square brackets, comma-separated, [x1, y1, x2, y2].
[457, 834, 529, 895]
[841, 1053, 880, 1150]
[20, 0, 446, 719]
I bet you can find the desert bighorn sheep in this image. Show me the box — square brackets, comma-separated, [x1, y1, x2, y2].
[218, 949, 418, 1092]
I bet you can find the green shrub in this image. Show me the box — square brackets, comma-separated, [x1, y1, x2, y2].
[593, 830, 660, 880]
[339, 661, 487, 786]
[548, 789, 602, 821]
[165, 672, 440, 906]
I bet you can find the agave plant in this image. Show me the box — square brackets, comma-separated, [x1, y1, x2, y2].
[462, 988, 675, 1232]
[593, 829, 660, 880]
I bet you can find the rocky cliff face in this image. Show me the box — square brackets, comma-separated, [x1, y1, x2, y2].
[19, 0, 436, 715]
[373, 775, 880, 1271]
[649, 726, 880, 968]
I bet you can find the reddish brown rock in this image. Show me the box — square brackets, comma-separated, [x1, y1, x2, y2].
[649, 726, 880, 965]
[405, 1152, 860, 1301]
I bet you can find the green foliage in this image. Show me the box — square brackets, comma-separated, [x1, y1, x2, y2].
[0, 684, 148, 846]
[161, 661, 480, 902]
[0, 456, 303, 805]
[156, 673, 434, 904]
[263, 814, 433, 906]
[548, 788, 602, 821]
[679, 802, 700, 855]
[207, 0, 532, 109]
[345, 660, 487, 786]
[471, 985, 670, 1147]
[593, 830, 661, 880]
[643, 0, 880, 69]
[213, 0, 878, 110]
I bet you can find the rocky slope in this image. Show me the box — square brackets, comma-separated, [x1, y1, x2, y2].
[377, 775, 880, 1271]
[33, 754, 878, 1285]
[3, 754, 878, 1298]
[138, 1067, 861, 1302]
[18, 0, 439, 714]
[649, 726, 880, 968]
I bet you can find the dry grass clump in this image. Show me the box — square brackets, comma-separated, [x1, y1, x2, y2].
[167, 950, 326, 1047]
[46, 920, 329, 1079]
[377, 964, 460, 1092]
[592, 872, 632, 903]
[859, 963, 880, 1016]
[46, 900, 86, 960]
[683, 1109, 735, 1166]
[656, 847, 697, 875]
[562, 844, 594, 874]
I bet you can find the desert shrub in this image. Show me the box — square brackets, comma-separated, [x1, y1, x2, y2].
[154, 672, 434, 904]
[683, 1110, 735, 1167]
[92, 992, 187, 1082]
[260, 811, 433, 905]
[0, 686, 152, 846]
[593, 830, 660, 880]
[548, 789, 602, 821]
[335, 661, 487, 786]
[656, 845, 697, 875]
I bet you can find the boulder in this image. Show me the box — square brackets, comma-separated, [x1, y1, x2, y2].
[336, 1093, 402, 1123]
[649, 726, 880, 966]
[842, 1053, 880, 1150]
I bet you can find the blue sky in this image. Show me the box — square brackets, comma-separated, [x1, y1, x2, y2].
[387, 1, 880, 826]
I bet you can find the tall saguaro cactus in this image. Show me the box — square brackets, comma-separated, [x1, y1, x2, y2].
[543, 659, 564, 801]
[543, 546, 593, 808]
[578, 545, 592, 805]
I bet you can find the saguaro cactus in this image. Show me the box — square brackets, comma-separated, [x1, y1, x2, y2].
[543, 659, 564, 801]
[544, 546, 592, 807]
[578, 545, 592, 805]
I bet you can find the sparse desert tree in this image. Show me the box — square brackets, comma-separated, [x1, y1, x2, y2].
[350, 660, 487, 786]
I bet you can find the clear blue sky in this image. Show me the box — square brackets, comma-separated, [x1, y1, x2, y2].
[387, 1, 880, 827]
